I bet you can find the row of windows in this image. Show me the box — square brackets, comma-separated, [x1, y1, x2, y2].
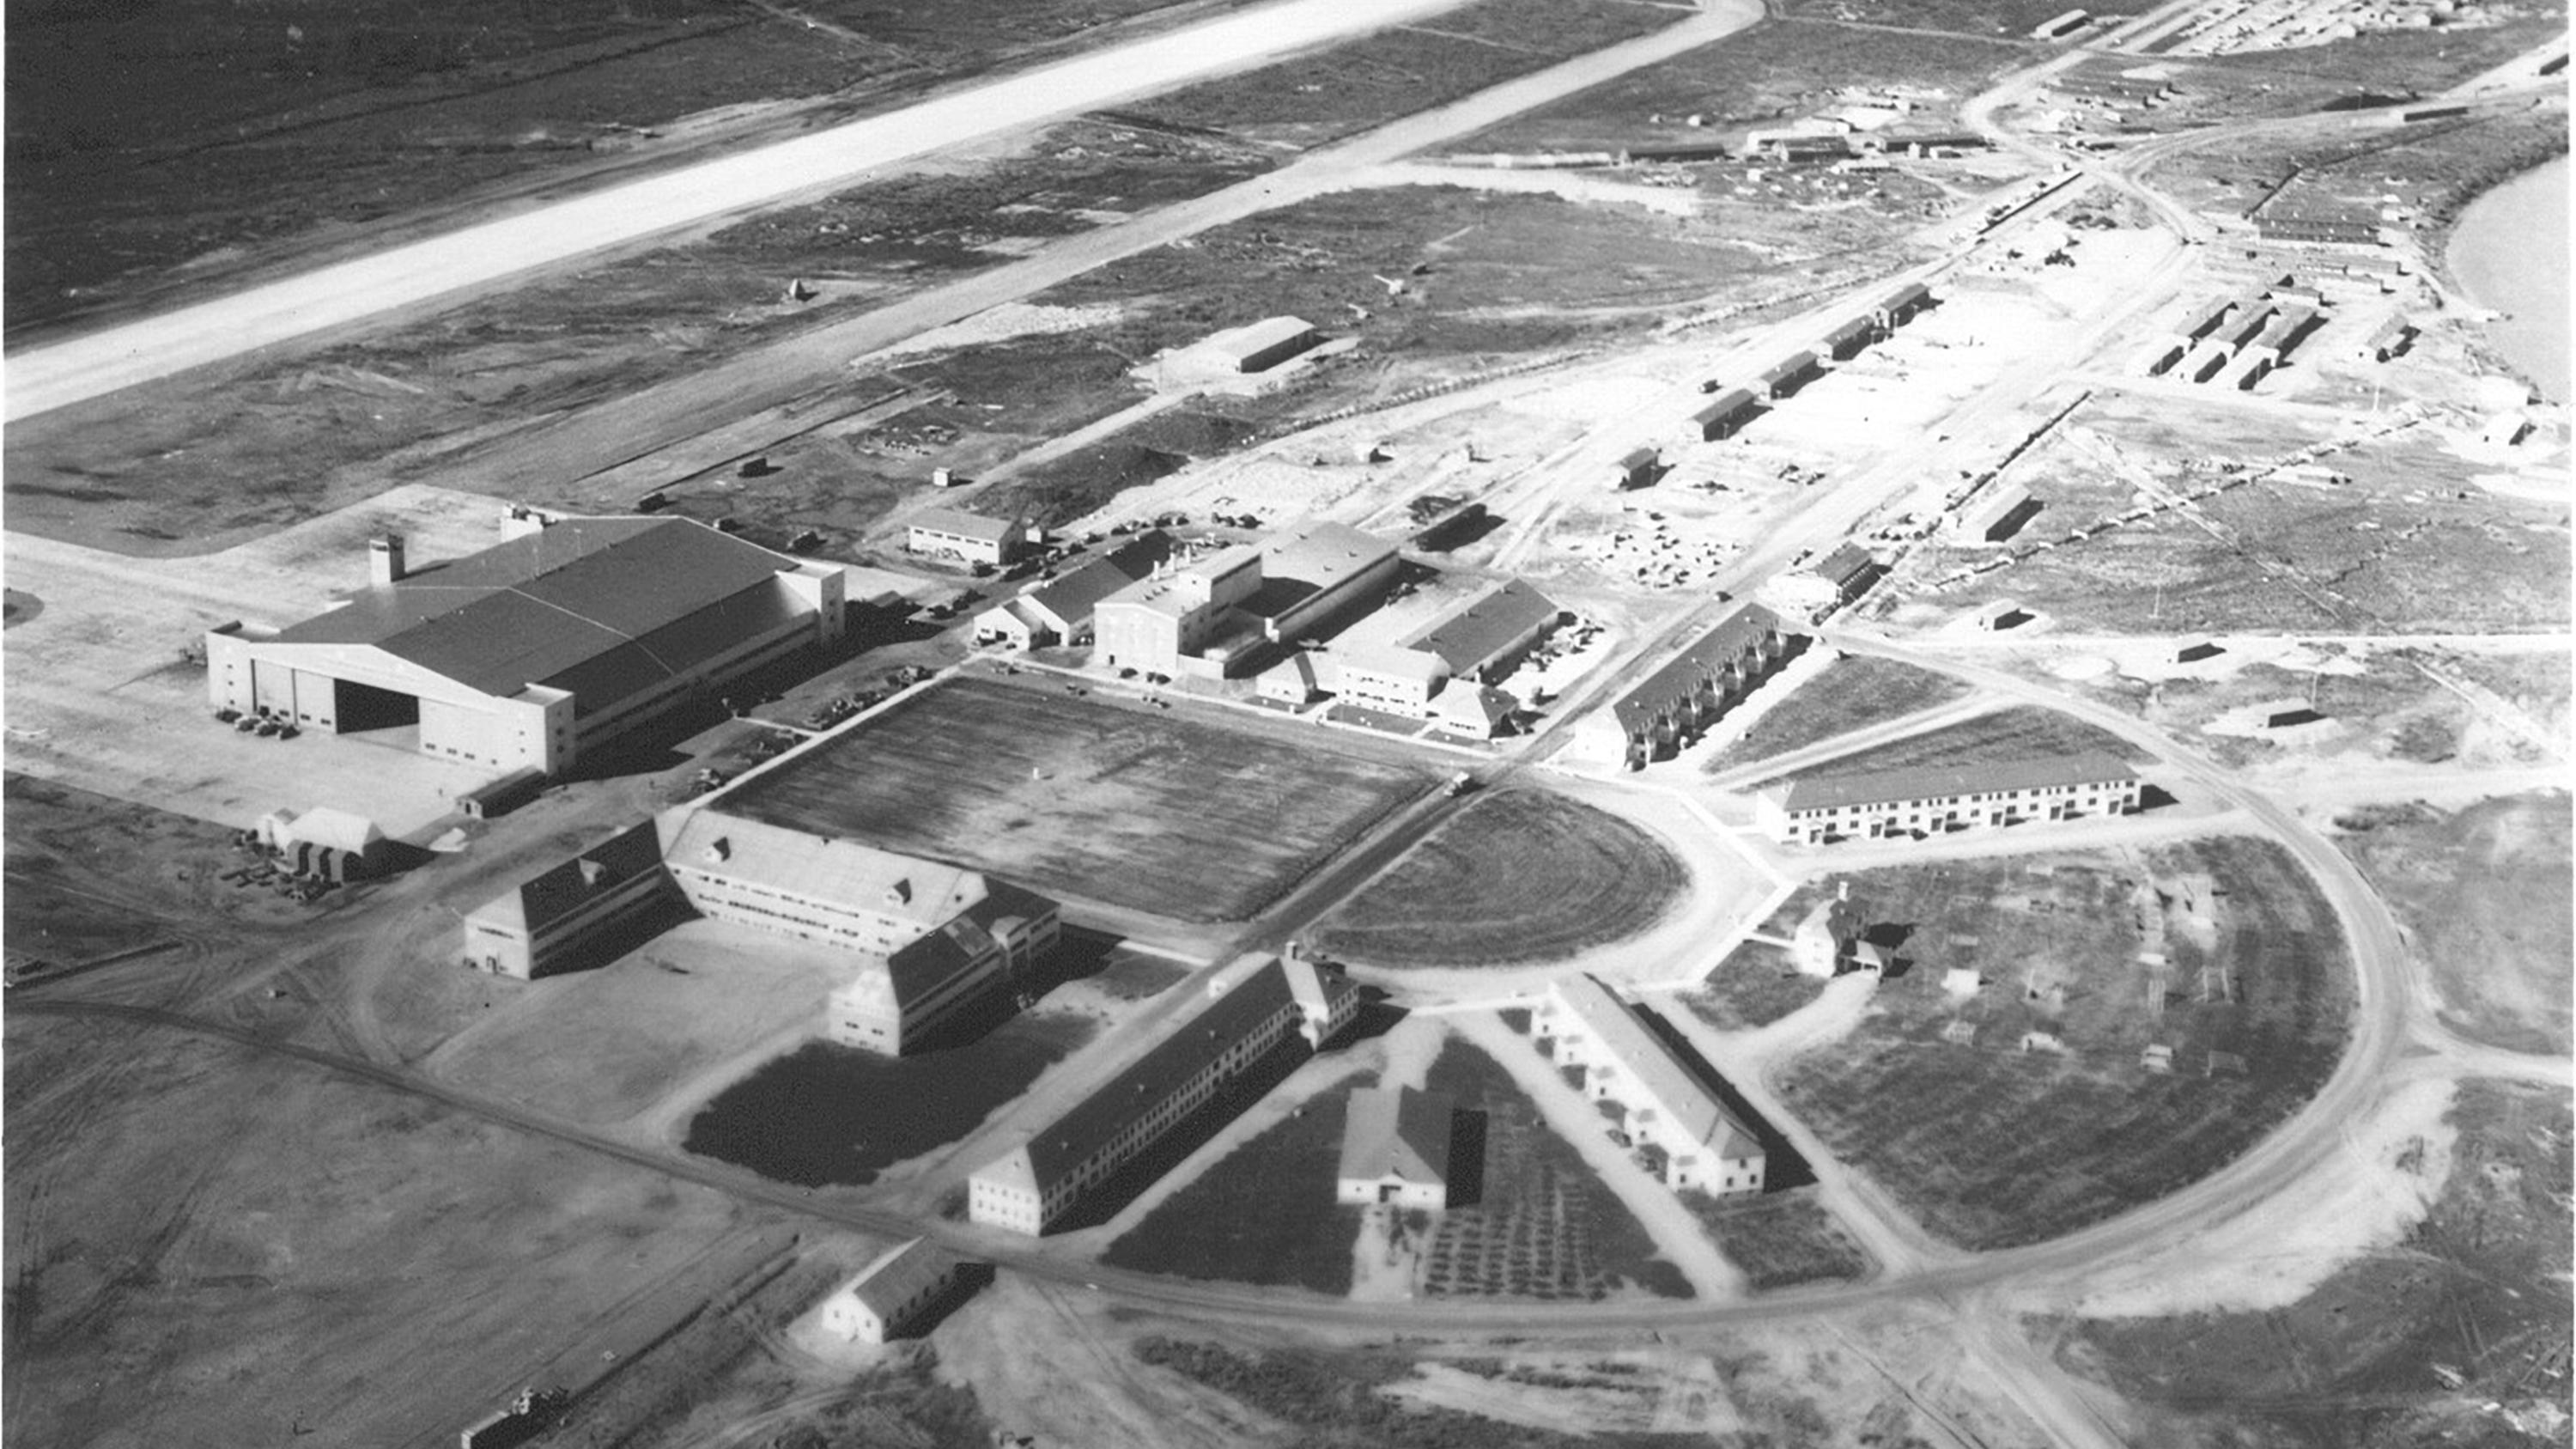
[1794, 783, 2131, 819]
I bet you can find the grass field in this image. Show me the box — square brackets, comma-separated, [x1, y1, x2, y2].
[1771, 836, 2356, 1249]
[1683, 945, 1829, 1031]
[2334, 793, 2572, 1057]
[1099, 1083, 1359, 1293]
[1708, 655, 1977, 774]
[1685, 1189, 1872, 1290]
[716, 677, 1433, 922]
[1307, 789, 1689, 968]
[1765, 703, 2147, 782]
[1417, 1038, 1691, 1300]
[6, 0, 1242, 330]
[1125, 0, 1680, 149]
[2070, 1079, 2573, 1446]
[1131, 1337, 1721, 1449]
[1457, 18, 2032, 154]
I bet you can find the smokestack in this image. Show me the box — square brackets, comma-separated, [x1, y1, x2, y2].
[368, 534, 406, 587]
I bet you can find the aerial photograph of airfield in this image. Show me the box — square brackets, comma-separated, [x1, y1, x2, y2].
[3, 0, 2569, 1442]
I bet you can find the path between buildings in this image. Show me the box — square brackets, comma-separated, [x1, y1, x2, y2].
[1449, 1010, 1747, 1302]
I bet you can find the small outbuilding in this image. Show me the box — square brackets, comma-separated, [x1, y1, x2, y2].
[819, 1238, 975, 1344]
[1337, 1086, 1458, 1209]
[1612, 446, 1662, 490]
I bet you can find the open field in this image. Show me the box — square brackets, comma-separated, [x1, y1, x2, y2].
[1685, 1188, 1873, 1290]
[2, 116, 1267, 557]
[2332, 793, 2572, 1056]
[2066, 1078, 2573, 1447]
[1134, 1336, 1718, 1449]
[1455, 18, 2033, 154]
[1707, 654, 1977, 774]
[1771, 836, 2357, 1249]
[1100, 1080, 1360, 1293]
[1418, 1038, 1691, 1300]
[1883, 387, 2572, 637]
[1308, 788, 1690, 968]
[427, 918, 860, 1127]
[1760, 702, 2148, 782]
[1683, 944, 1832, 1030]
[1, 774, 301, 970]
[718, 677, 1435, 922]
[1125, 0, 1680, 149]
[3, 1013, 769, 1449]
[1788, 0, 2165, 37]
[2114, 11, 2573, 128]
[682, 1010, 1096, 1186]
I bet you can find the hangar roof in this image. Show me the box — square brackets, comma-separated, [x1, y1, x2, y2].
[270, 518, 806, 708]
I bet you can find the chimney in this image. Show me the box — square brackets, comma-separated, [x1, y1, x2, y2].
[368, 534, 406, 587]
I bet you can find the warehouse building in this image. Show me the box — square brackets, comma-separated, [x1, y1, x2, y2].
[1957, 482, 2040, 543]
[1817, 316, 1877, 361]
[1759, 352, 1820, 399]
[1537, 976, 1765, 1196]
[974, 531, 1176, 649]
[1095, 520, 1399, 679]
[1337, 1087, 1459, 1209]
[461, 820, 678, 980]
[1193, 316, 1323, 374]
[819, 1239, 975, 1343]
[969, 955, 1360, 1235]
[207, 515, 847, 777]
[1759, 752, 2142, 843]
[1585, 603, 1790, 770]
[908, 508, 1036, 568]
[1686, 388, 1761, 442]
[1399, 578, 1564, 683]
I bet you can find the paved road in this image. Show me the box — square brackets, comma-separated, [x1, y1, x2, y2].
[3, 0, 1491, 423]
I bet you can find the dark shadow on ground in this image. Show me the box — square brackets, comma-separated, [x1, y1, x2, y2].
[1629, 1003, 1817, 1192]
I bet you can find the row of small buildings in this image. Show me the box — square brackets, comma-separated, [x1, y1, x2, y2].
[1637, 283, 1934, 472]
[2136, 286, 2324, 390]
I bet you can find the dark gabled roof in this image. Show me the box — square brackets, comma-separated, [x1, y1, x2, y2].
[1759, 352, 1818, 383]
[1610, 602, 1783, 737]
[1690, 389, 1759, 424]
[1400, 579, 1561, 676]
[841, 1238, 957, 1318]
[879, 879, 1054, 1005]
[1772, 750, 2138, 813]
[1338, 1087, 1455, 1188]
[1022, 959, 1352, 1182]
[1810, 543, 1879, 587]
[271, 518, 804, 707]
[1024, 532, 1176, 625]
[1821, 317, 1874, 344]
[494, 819, 667, 935]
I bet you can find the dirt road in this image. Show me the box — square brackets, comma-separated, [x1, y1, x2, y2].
[5, 0, 1496, 423]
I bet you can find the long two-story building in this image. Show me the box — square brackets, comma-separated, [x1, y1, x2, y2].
[1758, 752, 2143, 844]
[1537, 975, 1765, 1196]
[969, 955, 1358, 1235]
[1582, 602, 1792, 770]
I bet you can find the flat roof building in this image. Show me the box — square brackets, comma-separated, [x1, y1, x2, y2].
[208, 515, 846, 777]
[1196, 316, 1322, 374]
[908, 508, 1034, 567]
[1337, 1087, 1458, 1209]
[1537, 976, 1764, 1196]
[1759, 752, 2142, 843]
[1096, 521, 1399, 679]
[969, 956, 1358, 1235]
